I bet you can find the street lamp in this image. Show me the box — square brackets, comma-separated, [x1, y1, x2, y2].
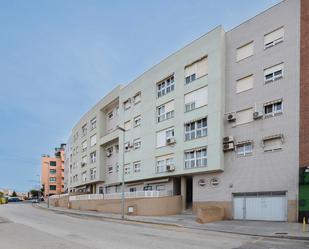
[116, 125, 126, 219]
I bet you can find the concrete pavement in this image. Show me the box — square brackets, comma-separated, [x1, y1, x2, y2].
[37, 202, 309, 241]
[0, 203, 308, 249]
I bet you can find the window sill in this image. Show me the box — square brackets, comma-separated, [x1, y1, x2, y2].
[264, 112, 283, 119]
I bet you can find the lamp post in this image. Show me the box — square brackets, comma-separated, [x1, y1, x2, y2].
[36, 174, 40, 202]
[116, 125, 126, 219]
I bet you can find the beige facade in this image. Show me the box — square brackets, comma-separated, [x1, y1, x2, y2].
[64, 0, 303, 221]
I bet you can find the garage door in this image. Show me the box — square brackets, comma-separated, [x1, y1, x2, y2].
[233, 192, 287, 221]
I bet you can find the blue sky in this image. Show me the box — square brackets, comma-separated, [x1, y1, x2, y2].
[0, 0, 280, 192]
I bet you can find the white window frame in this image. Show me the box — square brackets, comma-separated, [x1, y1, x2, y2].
[264, 27, 284, 49]
[134, 115, 141, 127]
[133, 138, 141, 150]
[184, 118, 207, 141]
[264, 100, 283, 117]
[236, 142, 253, 157]
[82, 124, 87, 136]
[90, 134, 97, 147]
[133, 92, 141, 104]
[157, 75, 175, 98]
[157, 104, 174, 123]
[184, 147, 207, 169]
[90, 151, 96, 163]
[90, 117, 97, 130]
[264, 63, 284, 83]
[124, 164, 131, 174]
[133, 161, 141, 173]
[123, 98, 131, 110]
[156, 155, 175, 173]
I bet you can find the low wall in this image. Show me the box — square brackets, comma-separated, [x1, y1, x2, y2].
[52, 195, 182, 216]
[193, 201, 232, 220]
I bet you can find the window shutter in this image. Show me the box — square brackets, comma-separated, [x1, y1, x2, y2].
[264, 27, 284, 45]
[236, 108, 253, 125]
[196, 57, 208, 78]
[236, 42, 254, 61]
[236, 75, 253, 93]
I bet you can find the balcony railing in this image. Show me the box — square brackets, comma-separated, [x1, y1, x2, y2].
[69, 190, 172, 201]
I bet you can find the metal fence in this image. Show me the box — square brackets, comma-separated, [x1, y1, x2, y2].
[69, 190, 172, 201]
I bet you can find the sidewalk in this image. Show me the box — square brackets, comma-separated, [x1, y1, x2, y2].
[36, 203, 309, 240]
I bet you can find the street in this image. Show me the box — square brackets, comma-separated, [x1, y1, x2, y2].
[0, 203, 308, 249]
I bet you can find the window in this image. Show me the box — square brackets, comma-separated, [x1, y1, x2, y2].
[236, 108, 253, 126]
[124, 164, 131, 174]
[82, 124, 87, 136]
[133, 92, 141, 104]
[116, 106, 119, 116]
[99, 187, 104, 194]
[133, 161, 141, 173]
[90, 134, 96, 147]
[49, 185, 56, 191]
[124, 120, 132, 130]
[82, 172, 87, 182]
[49, 177, 56, 182]
[263, 135, 283, 152]
[157, 75, 175, 98]
[184, 86, 208, 112]
[184, 147, 207, 169]
[116, 163, 119, 172]
[156, 127, 175, 147]
[108, 111, 113, 120]
[264, 63, 284, 83]
[156, 185, 166, 191]
[264, 100, 282, 117]
[123, 98, 131, 110]
[143, 185, 152, 191]
[236, 142, 253, 156]
[236, 41, 254, 61]
[90, 151, 96, 163]
[105, 186, 112, 194]
[108, 166, 113, 174]
[130, 187, 137, 192]
[49, 169, 56, 174]
[185, 118, 207, 141]
[82, 140, 87, 152]
[50, 161, 56, 166]
[133, 138, 141, 150]
[90, 117, 97, 130]
[81, 156, 87, 167]
[264, 27, 284, 49]
[157, 101, 174, 123]
[236, 75, 253, 93]
[115, 144, 119, 153]
[156, 154, 175, 173]
[134, 115, 141, 127]
[185, 56, 208, 84]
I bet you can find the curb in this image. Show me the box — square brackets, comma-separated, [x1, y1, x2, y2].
[34, 204, 182, 228]
[34, 204, 309, 241]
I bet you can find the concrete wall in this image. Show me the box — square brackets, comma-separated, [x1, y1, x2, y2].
[51, 196, 182, 216]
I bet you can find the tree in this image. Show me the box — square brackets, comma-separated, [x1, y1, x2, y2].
[11, 191, 17, 197]
[29, 189, 39, 198]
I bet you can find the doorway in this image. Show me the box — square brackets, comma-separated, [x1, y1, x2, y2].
[186, 176, 193, 209]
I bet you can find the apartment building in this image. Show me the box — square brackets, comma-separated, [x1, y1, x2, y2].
[65, 0, 308, 222]
[41, 144, 66, 197]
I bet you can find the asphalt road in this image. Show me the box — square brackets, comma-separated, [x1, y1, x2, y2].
[0, 203, 308, 249]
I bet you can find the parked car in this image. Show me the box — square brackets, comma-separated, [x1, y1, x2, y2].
[31, 198, 39, 203]
[8, 197, 21, 202]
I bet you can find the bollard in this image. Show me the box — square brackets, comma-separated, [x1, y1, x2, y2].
[302, 217, 307, 232]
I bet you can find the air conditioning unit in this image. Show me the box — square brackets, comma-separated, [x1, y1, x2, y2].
[166, 164, 175, 172]
[223, 136, 234, 144]
[223, 143, 234, 151]
[226, 113, 236, 122]
[166, 138, 176, 145]
[253, 111, 263, 120]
